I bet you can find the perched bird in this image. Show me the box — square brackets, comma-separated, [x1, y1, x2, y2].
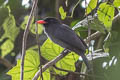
[37, 17, 90, 70]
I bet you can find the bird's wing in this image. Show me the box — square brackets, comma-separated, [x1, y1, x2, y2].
[54, 24, 87, 51]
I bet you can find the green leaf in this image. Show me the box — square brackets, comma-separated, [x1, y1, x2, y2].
[20, 16, 33, 29]
[97, 3, 107, 21]
[1, 15, 20, 41]
[41, 39, 79, 75]
[113, 0, 120, 8]
[7, 50, 40, 80]
[21, 16, 43, 34]
[1, 39, 14, 57]
[59, 6, 67, 20]
[55, 52, 79, 75]
[31, 24, 43, 34]
[41, 38, 64, 60]
[38, 69, 50, 80]
[97, 3, 115, 31]
[86, 0, 98, 14]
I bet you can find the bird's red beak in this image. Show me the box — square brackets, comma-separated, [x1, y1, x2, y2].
[36, 20, 47, 24]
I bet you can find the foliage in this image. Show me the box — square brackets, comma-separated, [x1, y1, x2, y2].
[1, 39, 14, 57]
[86, 0, 98, 14]
[2, 15, 20, 41]
[0, 0, 120, 80]
[113, 0, 120, 8]
[59, 6, 67, 20]
[97, 2, 114, 31]
[7, 50, 40, 80]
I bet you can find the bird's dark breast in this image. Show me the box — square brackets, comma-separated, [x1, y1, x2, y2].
[44, 26, 71, 49]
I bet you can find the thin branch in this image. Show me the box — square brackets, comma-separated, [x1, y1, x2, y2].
[53, 65, 88, 76]
[34, 6, 43, 80]
[53, 65, 102, 78]
[0, 57, 13, 69]
[20, 0, 38, 80]
[84, 31, 102, 44]
[32, 49, 70, 80]
[69, 0, 81, 18]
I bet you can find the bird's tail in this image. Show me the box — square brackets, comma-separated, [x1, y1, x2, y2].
[80, 53, 91, 70]
[74, 50, 91, 70]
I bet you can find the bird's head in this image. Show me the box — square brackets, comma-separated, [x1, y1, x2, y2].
[36, 17, 60, 27]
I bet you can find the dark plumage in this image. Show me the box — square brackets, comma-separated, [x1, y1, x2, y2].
[37, 17, 90, 70]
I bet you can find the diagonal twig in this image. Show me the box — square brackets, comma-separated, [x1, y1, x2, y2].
[32, 49, 70, 80]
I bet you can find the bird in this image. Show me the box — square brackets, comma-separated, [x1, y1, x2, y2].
[36, 17, 90, 70]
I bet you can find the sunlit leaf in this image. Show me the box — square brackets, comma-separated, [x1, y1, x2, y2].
[59, 6, 67, 20]
[86, 0, 98, 14]
[55, 52, 79, 75]
[7, 50, 40, 80]
[1, 15, 20, 41]
[97, 3, 115, 31]
[1, 39, 14, 57]
[41, 39, 79, 75]
[38, 69, 50, 80]
[41, 38, 64, 60]
[113, 0, 120, 8]
[97, 3, 108, 22]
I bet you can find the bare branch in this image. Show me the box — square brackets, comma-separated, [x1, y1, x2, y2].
[84, 31, 102, 44]
[20, 0, 38, 80]
[32, 49, 70, 80]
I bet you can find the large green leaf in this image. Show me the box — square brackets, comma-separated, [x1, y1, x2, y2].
[86, 0, 98, 14]
[1, 15, 20, 41]
[7, 50, 40, 80]
[41, 38, 64, 60]
[41, 39, 79, 75]
[0, 39, 14, 57]
[97, 3, 115, 31]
